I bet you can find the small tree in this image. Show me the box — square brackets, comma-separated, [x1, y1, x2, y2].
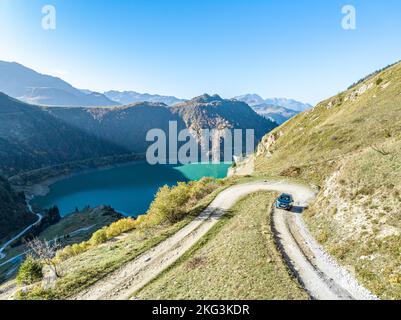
[26, 238, 61, 278]
[16, 255, 43, 285]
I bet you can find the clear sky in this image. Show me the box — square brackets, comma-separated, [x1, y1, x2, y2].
[0, 0, 400, 104]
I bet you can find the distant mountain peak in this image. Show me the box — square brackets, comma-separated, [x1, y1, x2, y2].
[234, 94, 265, 106]
[104, 90, 185, 106]
[234, 94, 312, 112]
[234, 94, 312, 124]
[191, 94, 223, 104]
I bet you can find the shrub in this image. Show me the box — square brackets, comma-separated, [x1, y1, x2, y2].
[105, 218, 137, 238]
[147, 183, 191, 224]
[316, 230, 329, 243]
[16, 256, 43, 286]
[56, 245, 73, 261]
[146, 178, 222, 224]
[90, 228, 108, 245]
[15, 286, 55, 300]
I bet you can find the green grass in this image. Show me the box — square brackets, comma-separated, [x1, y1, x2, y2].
[255, 62, 401, 182]
[18, 184, 229, 300]
[303, 139, 401, 299]
[253, 61, 401, 299]
[134, 192, 308, 300]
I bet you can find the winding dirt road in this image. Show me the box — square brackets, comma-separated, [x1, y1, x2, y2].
[0, 213, 42, 260]
[73, 181, 377, 300]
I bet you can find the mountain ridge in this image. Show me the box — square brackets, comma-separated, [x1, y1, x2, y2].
[0, 61, 119, 107]
[104, 90, 185, 106]
[0, 93, 128, 177]
[234, 94, 312, 124]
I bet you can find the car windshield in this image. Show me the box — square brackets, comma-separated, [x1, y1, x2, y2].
[280, 195, 292, 201]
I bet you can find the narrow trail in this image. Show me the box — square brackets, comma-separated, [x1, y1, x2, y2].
[73, 181, 377, 300]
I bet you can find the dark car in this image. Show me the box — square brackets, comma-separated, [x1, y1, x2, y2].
[275, 193, 294, 210]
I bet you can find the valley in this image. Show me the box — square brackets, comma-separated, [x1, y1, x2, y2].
[1, 0, 401, 308]
[0, 59, 400, 301]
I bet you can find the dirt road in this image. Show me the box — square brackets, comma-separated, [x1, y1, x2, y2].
[73, 181, 377, 300]
[0, 213, 42, 260]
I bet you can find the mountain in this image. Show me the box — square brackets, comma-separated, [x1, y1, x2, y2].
[104, 90, 185, 106]
[0, 176, 36, 242]
[47, 102, 186, 153]
[0, 89, 276, 177]
[251, 104, 299, 125]
[171, 94, 277, 158]
[263, 98, 311, 112]
[233, 94, 266, 106]
[0, 61, 119, 107]
[48, 94, 276, 159]
[234, 94, 312, 111]
[234, 94, 312, 123]
[254, 61, 401, 299]
[0, 93, 127, 177]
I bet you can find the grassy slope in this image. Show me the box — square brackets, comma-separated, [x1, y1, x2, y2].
[255, 62, 401, 299]
[135, 192, 308, 300]
[39, 185, 228, 299]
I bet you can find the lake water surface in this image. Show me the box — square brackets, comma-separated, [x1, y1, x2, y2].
[33, 162, 231, 217]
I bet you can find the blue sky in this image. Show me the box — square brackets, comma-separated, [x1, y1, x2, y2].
[0, 0, 400, 104]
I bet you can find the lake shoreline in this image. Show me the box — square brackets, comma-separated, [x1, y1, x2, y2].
[23, 159, 147, 199]
[27, 161, 232, 217]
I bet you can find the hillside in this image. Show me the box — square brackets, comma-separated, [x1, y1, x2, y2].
[0, 61, 118, 107]
[47, 103, 186, 153]
[0, 176, 36, 242]
[0, 93, 127, 177]
[254, 61, 401, 299]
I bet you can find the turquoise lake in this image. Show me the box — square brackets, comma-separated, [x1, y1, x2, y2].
[32, 162, 231, 217]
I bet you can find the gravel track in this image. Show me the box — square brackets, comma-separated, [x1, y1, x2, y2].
[72, 181, 377, 300]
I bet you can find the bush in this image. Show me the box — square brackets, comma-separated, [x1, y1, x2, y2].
[147, 183, 191, 224]
[90, 228, 108, 245]
[145, 178, 222, 224]
[56, 245, 74, 261]
[105, 218, 137, 238]
[15, 286, 55, 300]
[16, 256, 43, 286]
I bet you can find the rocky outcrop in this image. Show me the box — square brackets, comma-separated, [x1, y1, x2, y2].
[256, 130, 284, 158]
